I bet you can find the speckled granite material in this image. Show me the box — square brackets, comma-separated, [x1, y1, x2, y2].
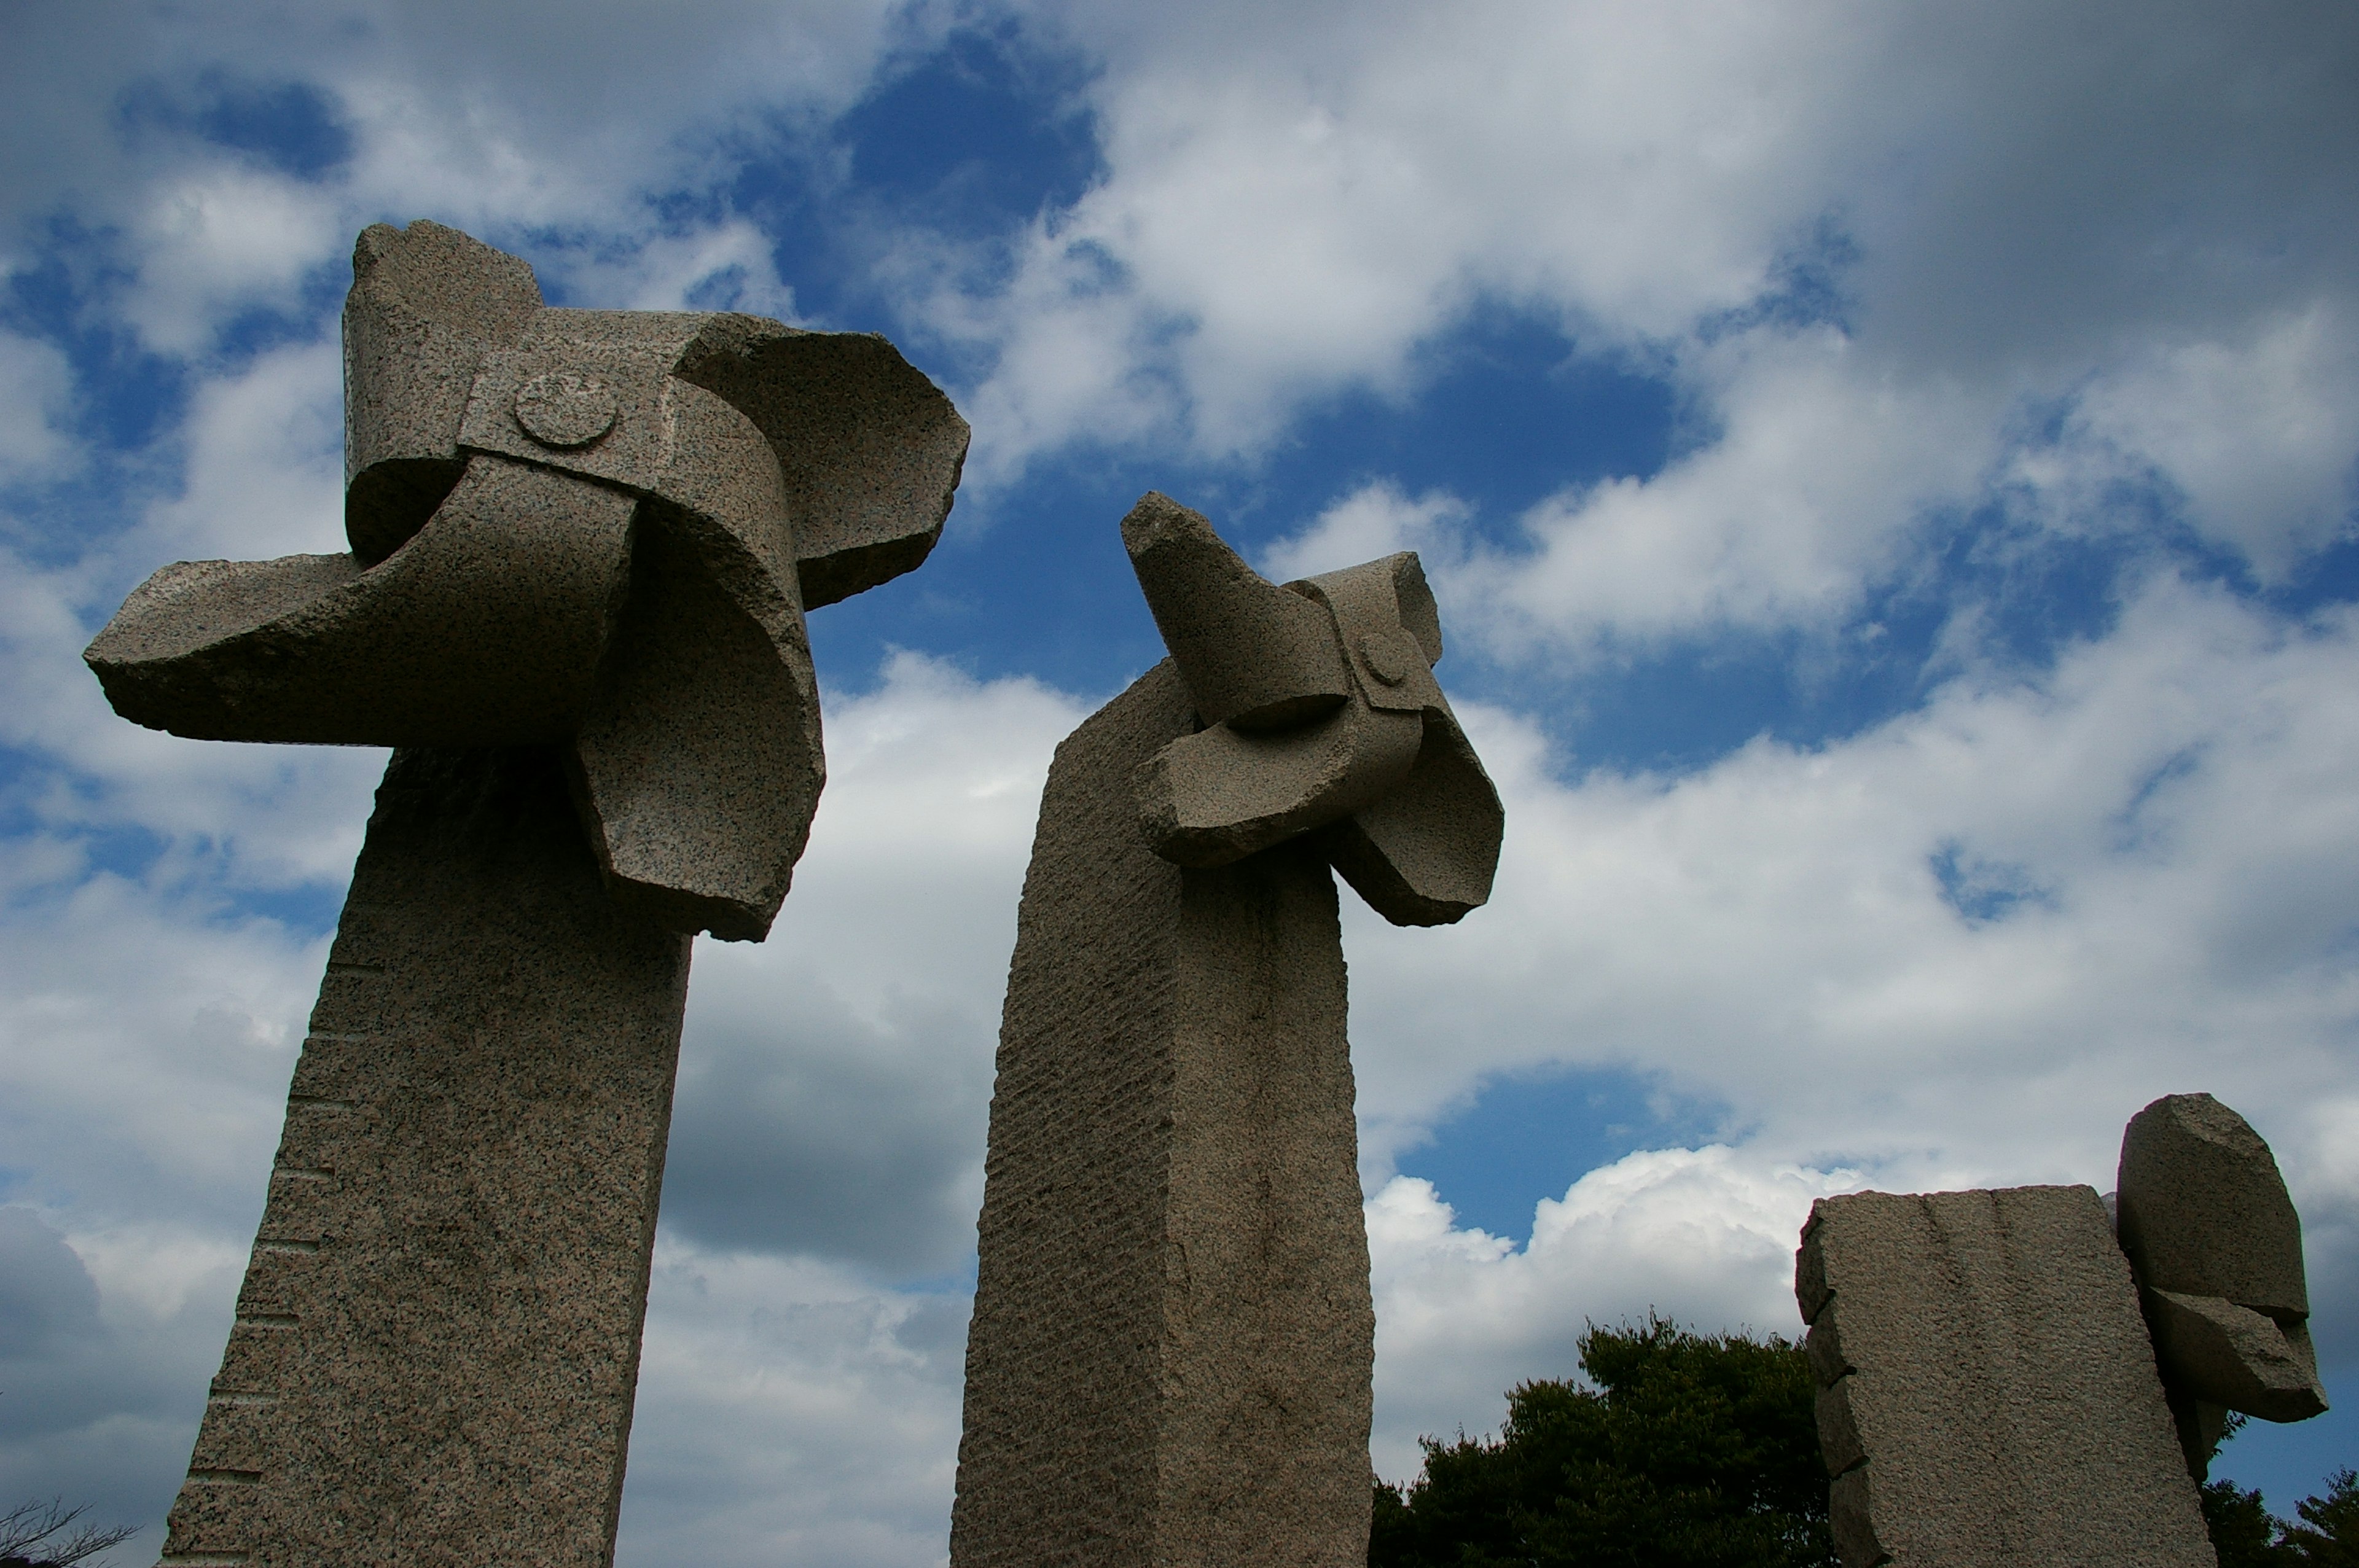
[1795, 1185, 2212, 1568]
[87, 218, 969, 942]
[2117, 1094, 2327, 1468]
[163, 747, 688, 1568]
[1118, 493, 1501, 926]
[81, 221, 968, 1567]
[950, 499, 1503, 1567]
[950, 663, 1374, 1568]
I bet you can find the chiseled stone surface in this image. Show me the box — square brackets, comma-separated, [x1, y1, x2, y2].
[951, 496, 1503, 1567]
[87, 218, 969, 942]
[1794, 1185, 2211, 1568]
[949, 663, 1373, 1568]
[165, 747, 688, 1568]
[81, 220, 968, 1567]
[2118, 1093, 2328, 1462]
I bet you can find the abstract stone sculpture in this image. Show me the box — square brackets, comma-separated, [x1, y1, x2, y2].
[1794, 1094, 2327, 1567]
[86, 220, 967, 1567]
[2117, 1093, 2328, 1470]
[1796, 1187, 2211, 1567]
[949, 494, 1503, 1568]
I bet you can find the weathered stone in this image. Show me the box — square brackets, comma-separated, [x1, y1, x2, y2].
[1121, 494, 1501, 926]
[1121, 490, 1351, 730]
[2118, 1093, 2307, 1317]
[161, 748, 686, 1568]
[1794, 1185, 2211, 1568]
[2143, 1288, 2327, 1422]
[86, 220, 966, 1567]
[951, 497, 1503, 1566]
[92, 217, 968, 940]
[950, 663, 1372, 1567]
[2116, 1093, 2328, 1469]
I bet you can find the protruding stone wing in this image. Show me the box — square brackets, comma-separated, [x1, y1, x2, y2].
[86, 219, 969, 945]
[1120, 492, 1503, 927]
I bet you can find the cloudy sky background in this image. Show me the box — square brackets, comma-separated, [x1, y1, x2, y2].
[2, 1, 2356, 1559]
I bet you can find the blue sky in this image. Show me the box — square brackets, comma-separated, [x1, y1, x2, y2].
[2, 2, 2357, 1561]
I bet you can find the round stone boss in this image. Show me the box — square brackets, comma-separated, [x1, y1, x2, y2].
[514, 370, 620, 449]
[1356, 629, 1420, 687]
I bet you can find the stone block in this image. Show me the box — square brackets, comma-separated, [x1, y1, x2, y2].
[1794, 1185, 2211, 1567]
[85, 219, 969, 1567]
[2116, 1093, 2328, 1464]
[158, 747, 690, 1568]
[2118, 1093, 2306, 1316]
[950, 663, 1374, 1568]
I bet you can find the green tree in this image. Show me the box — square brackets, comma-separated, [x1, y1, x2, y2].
[2205, 1476, 2294, 1567]
[2281, 1468, 2359, 1566]
[1369, 1316, 1837, 1568]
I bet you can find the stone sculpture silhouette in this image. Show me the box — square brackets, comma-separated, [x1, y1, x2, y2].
[2116, 1094, 2328, 1470]
[949, 494, 1504, 1568]
[1794, 1093, 2326, 1568]
[85, 220, 968, 1567]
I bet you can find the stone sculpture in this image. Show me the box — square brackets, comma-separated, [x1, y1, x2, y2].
[1794, 1094, 2326, 1567]
[2116, 1093, 2328, 1471]
[85, 220, 968, 1567]
[949, 494, 1503, 1568]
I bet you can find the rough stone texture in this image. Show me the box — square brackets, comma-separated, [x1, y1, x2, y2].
[2118, 1094, 2307, 1316]
[1795, 1185, 2212, 1568]
[89, 217, 969, 942]
[82, 220, 968, 1567]
[1120, 493, 1501, 926]
[162, 747, 688, 1568]
[950, 663, 1374, 1568]
[1122, 491, 1352, 730]
[952, 497, 1503, 1566]
[2117, 1093, 2328, 1465]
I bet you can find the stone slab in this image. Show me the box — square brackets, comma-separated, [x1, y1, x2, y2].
[1796, 1185, 2211, 1568]
[2118, 1093, 2307, 1318]
[949, 660, 1374, 1568]
[159, 746, 690, 1567]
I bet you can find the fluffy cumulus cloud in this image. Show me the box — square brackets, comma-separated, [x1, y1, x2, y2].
[2, 0, 2357, 1560]
[1366, 1149, 1856, 1480]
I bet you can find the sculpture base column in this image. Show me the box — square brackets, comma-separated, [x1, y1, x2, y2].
[950, 663, 1374, 1568]
[161, 746, 691, 1568]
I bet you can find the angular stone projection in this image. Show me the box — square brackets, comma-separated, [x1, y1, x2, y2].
[85, 220, 968, 1568]
[949, 494, 1504, 1568]
[1795, 1186, 2212, 1568]
[2117, 1093, 2330, 1472]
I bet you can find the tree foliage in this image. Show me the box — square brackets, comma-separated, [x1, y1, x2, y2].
[1368, 1316, 1837, 1568]
[2197, 1404, 2358, 1567]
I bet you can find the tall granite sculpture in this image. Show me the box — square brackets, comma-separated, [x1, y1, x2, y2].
[949, 494, 1504, 1568]
[84, 220, 968, 1567]
[1794, 1094, 2326, 1567]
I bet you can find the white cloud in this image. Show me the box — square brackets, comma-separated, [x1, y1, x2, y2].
[620, 1245, 968, 1568]
[119, 168, 349, 356]
[2068, 305, 2359, 577]
[1449, 327, 1994, 658]
[925, 0, 2359, 609]
[1341, 575, 2359, 1365]
[0, 330, 76, 480]
[1366, 1149, 1855, 1479]
[1260, 480, 1468, 583]
[663, 654, 1086, 1271]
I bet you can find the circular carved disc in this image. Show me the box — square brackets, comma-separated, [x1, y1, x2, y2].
[514, 371, 620, 449]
